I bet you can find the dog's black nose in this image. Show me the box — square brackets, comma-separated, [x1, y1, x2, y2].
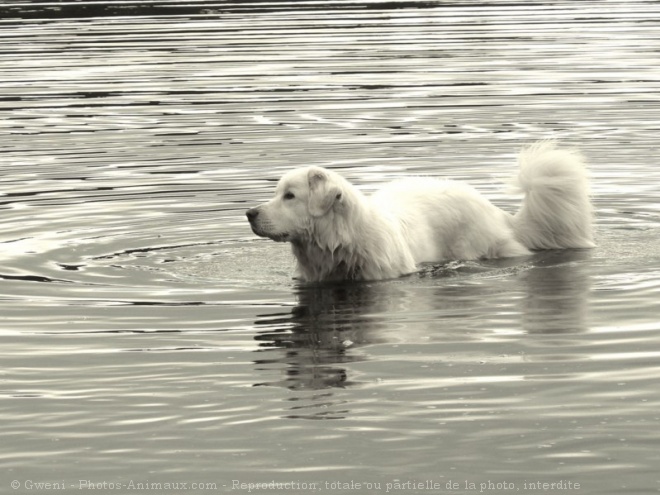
[246, 208, 258, 222]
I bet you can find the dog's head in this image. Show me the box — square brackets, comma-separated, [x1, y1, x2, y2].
[246, 166, 347, 244]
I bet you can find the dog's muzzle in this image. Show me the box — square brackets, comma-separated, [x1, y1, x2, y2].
[246, 207, 289, 242]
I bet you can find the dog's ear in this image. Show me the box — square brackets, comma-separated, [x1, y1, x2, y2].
[308, 167, 342, 217]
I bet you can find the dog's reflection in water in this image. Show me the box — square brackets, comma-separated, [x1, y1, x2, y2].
[253, 249, 592, 396]
[253, 282, 387, 391]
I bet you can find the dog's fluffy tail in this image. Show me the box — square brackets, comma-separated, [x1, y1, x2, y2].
[513, 141, 595, 250]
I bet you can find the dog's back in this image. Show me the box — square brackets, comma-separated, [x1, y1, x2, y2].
[371, 177, 529, 262]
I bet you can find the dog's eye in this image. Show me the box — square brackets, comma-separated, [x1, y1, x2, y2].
[283, 192, 295, 200]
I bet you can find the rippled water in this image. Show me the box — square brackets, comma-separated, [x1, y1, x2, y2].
[1, 1, 660, 494]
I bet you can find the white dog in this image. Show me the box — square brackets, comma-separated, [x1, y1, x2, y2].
[247, 142, 594, 282]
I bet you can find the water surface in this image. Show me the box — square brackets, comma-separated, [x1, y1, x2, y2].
[1, 1, 659, 494]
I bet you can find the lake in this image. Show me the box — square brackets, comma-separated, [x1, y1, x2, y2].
[1, 1, 659, 493]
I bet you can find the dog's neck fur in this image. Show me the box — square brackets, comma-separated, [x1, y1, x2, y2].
[291, 185, 416, 282]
